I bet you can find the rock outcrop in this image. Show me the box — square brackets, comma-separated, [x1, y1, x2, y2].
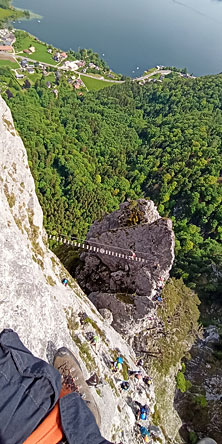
[76, 199, 175, 342]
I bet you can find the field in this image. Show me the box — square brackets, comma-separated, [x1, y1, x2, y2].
[80, 75, 116, 91]
[0, 6, 25, 21]
[0, 7, 12, 20]
[14, 31, 57, 65]
[0, 59, 19, 68]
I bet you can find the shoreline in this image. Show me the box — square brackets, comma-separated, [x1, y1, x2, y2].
[11, 0, 42, 20]
[12, 6, 42, 21]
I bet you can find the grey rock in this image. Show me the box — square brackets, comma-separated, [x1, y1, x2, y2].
[76, 199, 175, 341]
[98, 308, 113, 325]
[197, 440, 217, 444]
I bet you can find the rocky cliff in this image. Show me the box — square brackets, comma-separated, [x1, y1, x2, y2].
[175, 323, 222, 444]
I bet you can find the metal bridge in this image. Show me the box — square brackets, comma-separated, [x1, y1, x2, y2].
[48, 234, 158, 266]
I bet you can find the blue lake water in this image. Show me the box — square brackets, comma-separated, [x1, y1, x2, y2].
[12, 0, 222, 76]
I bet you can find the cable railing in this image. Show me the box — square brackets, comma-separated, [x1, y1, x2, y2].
[48, 234, 159, 265]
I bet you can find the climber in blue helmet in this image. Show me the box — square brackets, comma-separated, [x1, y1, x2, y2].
[116, 356, 123, 364]
[62, 278, 68, 287]
[137, 404, 150, 421]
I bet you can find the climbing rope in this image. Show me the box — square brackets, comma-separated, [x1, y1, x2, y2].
[48, 234, 159, 265]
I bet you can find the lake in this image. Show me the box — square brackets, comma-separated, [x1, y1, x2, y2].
[12, 0, 222, 77]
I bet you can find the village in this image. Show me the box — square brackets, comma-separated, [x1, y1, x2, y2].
[0, 28, 195, 93]
[0, 28, 124, 92]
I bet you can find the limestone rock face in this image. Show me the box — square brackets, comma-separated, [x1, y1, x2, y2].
[76, 199, 175, 340]
[0, 96, 156, 443]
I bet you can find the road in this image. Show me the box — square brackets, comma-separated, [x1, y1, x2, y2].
[3, 51, 176, 83]
[79, 72, 124, 83]
[135, 69, 172, 81]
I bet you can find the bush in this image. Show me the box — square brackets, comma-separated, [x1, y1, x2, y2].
[176, 371, 192, 393]
[189, 431, 198, 444]
[195, 394, 207, 408]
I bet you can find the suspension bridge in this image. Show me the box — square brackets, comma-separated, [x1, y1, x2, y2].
[48, 234, 159, 266]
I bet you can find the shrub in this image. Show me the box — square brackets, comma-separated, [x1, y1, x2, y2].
[176, 371, 192, 393]
[195, 395, 207, 408]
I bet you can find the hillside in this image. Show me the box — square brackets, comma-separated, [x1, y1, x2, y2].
[2, 68, 222, 297]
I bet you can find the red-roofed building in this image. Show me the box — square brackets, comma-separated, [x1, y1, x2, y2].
[61, 52, 67, 58]
[0, 46, 13, 52]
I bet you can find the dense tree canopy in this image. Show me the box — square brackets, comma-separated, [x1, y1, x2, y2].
[3, 67, 222, 297]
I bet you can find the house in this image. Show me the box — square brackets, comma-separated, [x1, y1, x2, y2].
[21, 59, 28, 67]
[48, 49, 52, 54]
[61, 52, 67, 58]
[46, 81, 51, 88]
[27, 68, 35, 74]
[53, 89, 58, 97]
[29, 46, 35, 53]
[16, 73, 24, 79]
[74, 78, 84, 89]
[89, 62, 96, 68]
[77, 60, 85, 67]
[23, 49, 31, 55]
[0, 45, 13, 52]
[53, 52, 61, 61]
[62, 61, 78, 71]
[4, 40, 13, 46]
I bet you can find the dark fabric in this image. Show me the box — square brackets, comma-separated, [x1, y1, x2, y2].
[0, 329, 112, 444]
[0, 329, 61, 444]
[59, 393, 112, 444]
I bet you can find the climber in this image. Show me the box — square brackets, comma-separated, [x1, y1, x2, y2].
[0, 329, 123, 444]
[90, 335, 99, 349]
[137, 424, 151, 442]
[62, 278, 68, 287]
[136, 358, 144, 367]
[143, 376, 152, 388]
[113, 356, 123, 372]
[136, 403, 150, 421]
[120, 381, 130, 391]
[130, 250, 136, 259]
[129, 369, 143, 380]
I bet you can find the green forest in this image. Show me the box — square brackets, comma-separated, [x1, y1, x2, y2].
[2, 66, 222, 298]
